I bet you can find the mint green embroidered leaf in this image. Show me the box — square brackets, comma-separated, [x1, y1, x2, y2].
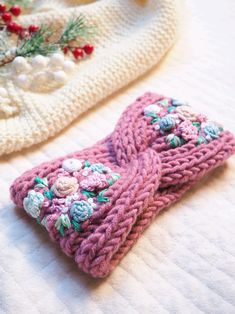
[97, 189, 110, 203]
[84, 160, 91, 168]
[81, 190, 96, 198]
[72, 220, 81, 232]
[167, 106, 176, 113]
[59, 224, 65, 237]
[197, 136, 207, 145]
[44, 190, 54, 200]
[145, 112, 157, 118]
[192, 122, 201, 131]
[34, 176, 48, 188]
[151, 117, 159, 124]
[36, 217, 41, 225]
[157, 99, 168, 107]
[107, 173, 121, 186]
[219, 127, 224, 132]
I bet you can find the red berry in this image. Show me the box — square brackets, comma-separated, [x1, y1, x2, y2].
[10, 5, 21, 16]
[2, 12, 12, 23]
[19, 30, 29, 38]
[72, 47, 84, 59]
[28, 24, 39, 33]
[63, 46, 69, 54]
[83, 44, 94, 55]
[7, 22, 22, 33]
[0, 3, 6, 13]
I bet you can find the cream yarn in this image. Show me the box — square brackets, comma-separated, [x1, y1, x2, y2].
[0, 0, 180, 156]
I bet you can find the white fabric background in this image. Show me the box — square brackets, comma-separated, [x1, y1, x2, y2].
[0, 0, 235, 313]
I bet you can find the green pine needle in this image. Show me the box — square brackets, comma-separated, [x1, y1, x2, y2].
[16, 26, 59, 57]
[59, 15, 96, 46]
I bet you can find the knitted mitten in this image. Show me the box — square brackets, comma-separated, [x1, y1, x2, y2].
[10, 92, 235, 278]
[0, 0, 180, 156]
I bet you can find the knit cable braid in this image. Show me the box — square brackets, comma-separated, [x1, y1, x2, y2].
[10, 92, 235, 278]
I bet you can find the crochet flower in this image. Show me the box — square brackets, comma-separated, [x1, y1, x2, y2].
[80, 173, 108, 191]
[52, 176, 78, 197]
[202, 122, 221, 140]
[144, 104, 161, 116]
[90, 163, 111, 174]
[70, 200, 93, 222]
[158, 115, 176, 131]
[179, 120, 198, 140]
[62, 158, 83, 173]
[176, 105, 198, 122]
[23, 190, 44, 218]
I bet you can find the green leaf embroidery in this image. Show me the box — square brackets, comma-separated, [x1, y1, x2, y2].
[151, 117, 159, 124]
[81, 190, 96, 198]
[107, 173, 121, 186]
[59, 224, 65, 237]
[44, 190, 54, 200]
[72, 220, 81, 232]
[34, 176, 48, 188]
[97, 189, 110, 203]
[167, 106, 176, 113]
[157, 99, 168, 107]
[84, 160, 91, 168]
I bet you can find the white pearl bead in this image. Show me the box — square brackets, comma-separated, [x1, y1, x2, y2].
[12, 56, 30, 73]
[15, 74, 31, 89]
[0, 87, 8, 98]
[49, 53, 64, 67]
[144, 104, 161, 116]
[53, 70, 67, 84]
[63, 60, 75, 74]
[62, 158, 83, 173]
[31, 55, 48, 69]
[34, 71, 51, 84]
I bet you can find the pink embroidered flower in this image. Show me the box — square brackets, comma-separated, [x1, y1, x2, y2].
[179, 120, 198, 140]
[52, 176, 78, 197]
[80, 173, 108, 191]
[176, 105, 199, 122]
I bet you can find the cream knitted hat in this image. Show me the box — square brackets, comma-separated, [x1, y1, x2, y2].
[0, 0, 180, 156]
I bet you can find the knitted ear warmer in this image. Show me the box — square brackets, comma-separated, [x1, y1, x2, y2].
[10, 92, 235, 278]
[0, 0, 180, 156]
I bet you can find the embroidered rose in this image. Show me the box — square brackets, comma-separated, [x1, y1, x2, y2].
[179, 120, 198, 140]
[176, 105, 199, 122]
[52, 176, 78, 197]
[158, 115, 176, 131]
[80, 173, 108, 191]
[70, 200, 93, 222]
[202, 122, 221, 140]
[23, 190, 44, 218]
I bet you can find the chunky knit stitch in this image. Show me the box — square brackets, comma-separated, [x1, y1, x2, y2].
[0, 0, 180, 156]
[10, 92, 235, 278]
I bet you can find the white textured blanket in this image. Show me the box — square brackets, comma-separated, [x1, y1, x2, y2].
[0, 0, 235, 313]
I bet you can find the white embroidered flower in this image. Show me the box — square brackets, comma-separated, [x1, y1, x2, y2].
[23, 190, 44, 218]
[62, 158, 83, 173]
[144, 104, 161, 116]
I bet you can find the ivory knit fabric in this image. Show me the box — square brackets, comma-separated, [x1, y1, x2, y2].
[0, 0, 180, 156]
[10, 92, 235, 278]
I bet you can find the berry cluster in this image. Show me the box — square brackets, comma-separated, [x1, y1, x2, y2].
[63, 44, 94, 60]
[0, 2, 39, 38]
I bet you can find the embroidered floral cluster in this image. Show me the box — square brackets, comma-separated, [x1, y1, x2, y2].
[143, 98, 223, 148]
[23, 159, 120, 236]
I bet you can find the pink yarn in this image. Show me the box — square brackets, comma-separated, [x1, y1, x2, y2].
[10, 92, 235, 278]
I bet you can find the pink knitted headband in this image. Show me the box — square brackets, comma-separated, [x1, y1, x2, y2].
[10, 92, 235, 278]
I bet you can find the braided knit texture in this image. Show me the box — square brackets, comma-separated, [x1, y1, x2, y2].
[10, 92, 235, 278]
[0, 0, 180, 156]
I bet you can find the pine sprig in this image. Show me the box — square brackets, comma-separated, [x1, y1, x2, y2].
[16, 26, 59, 57]
[3, 0, 33, 9]
[59, 15, 96, 47]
